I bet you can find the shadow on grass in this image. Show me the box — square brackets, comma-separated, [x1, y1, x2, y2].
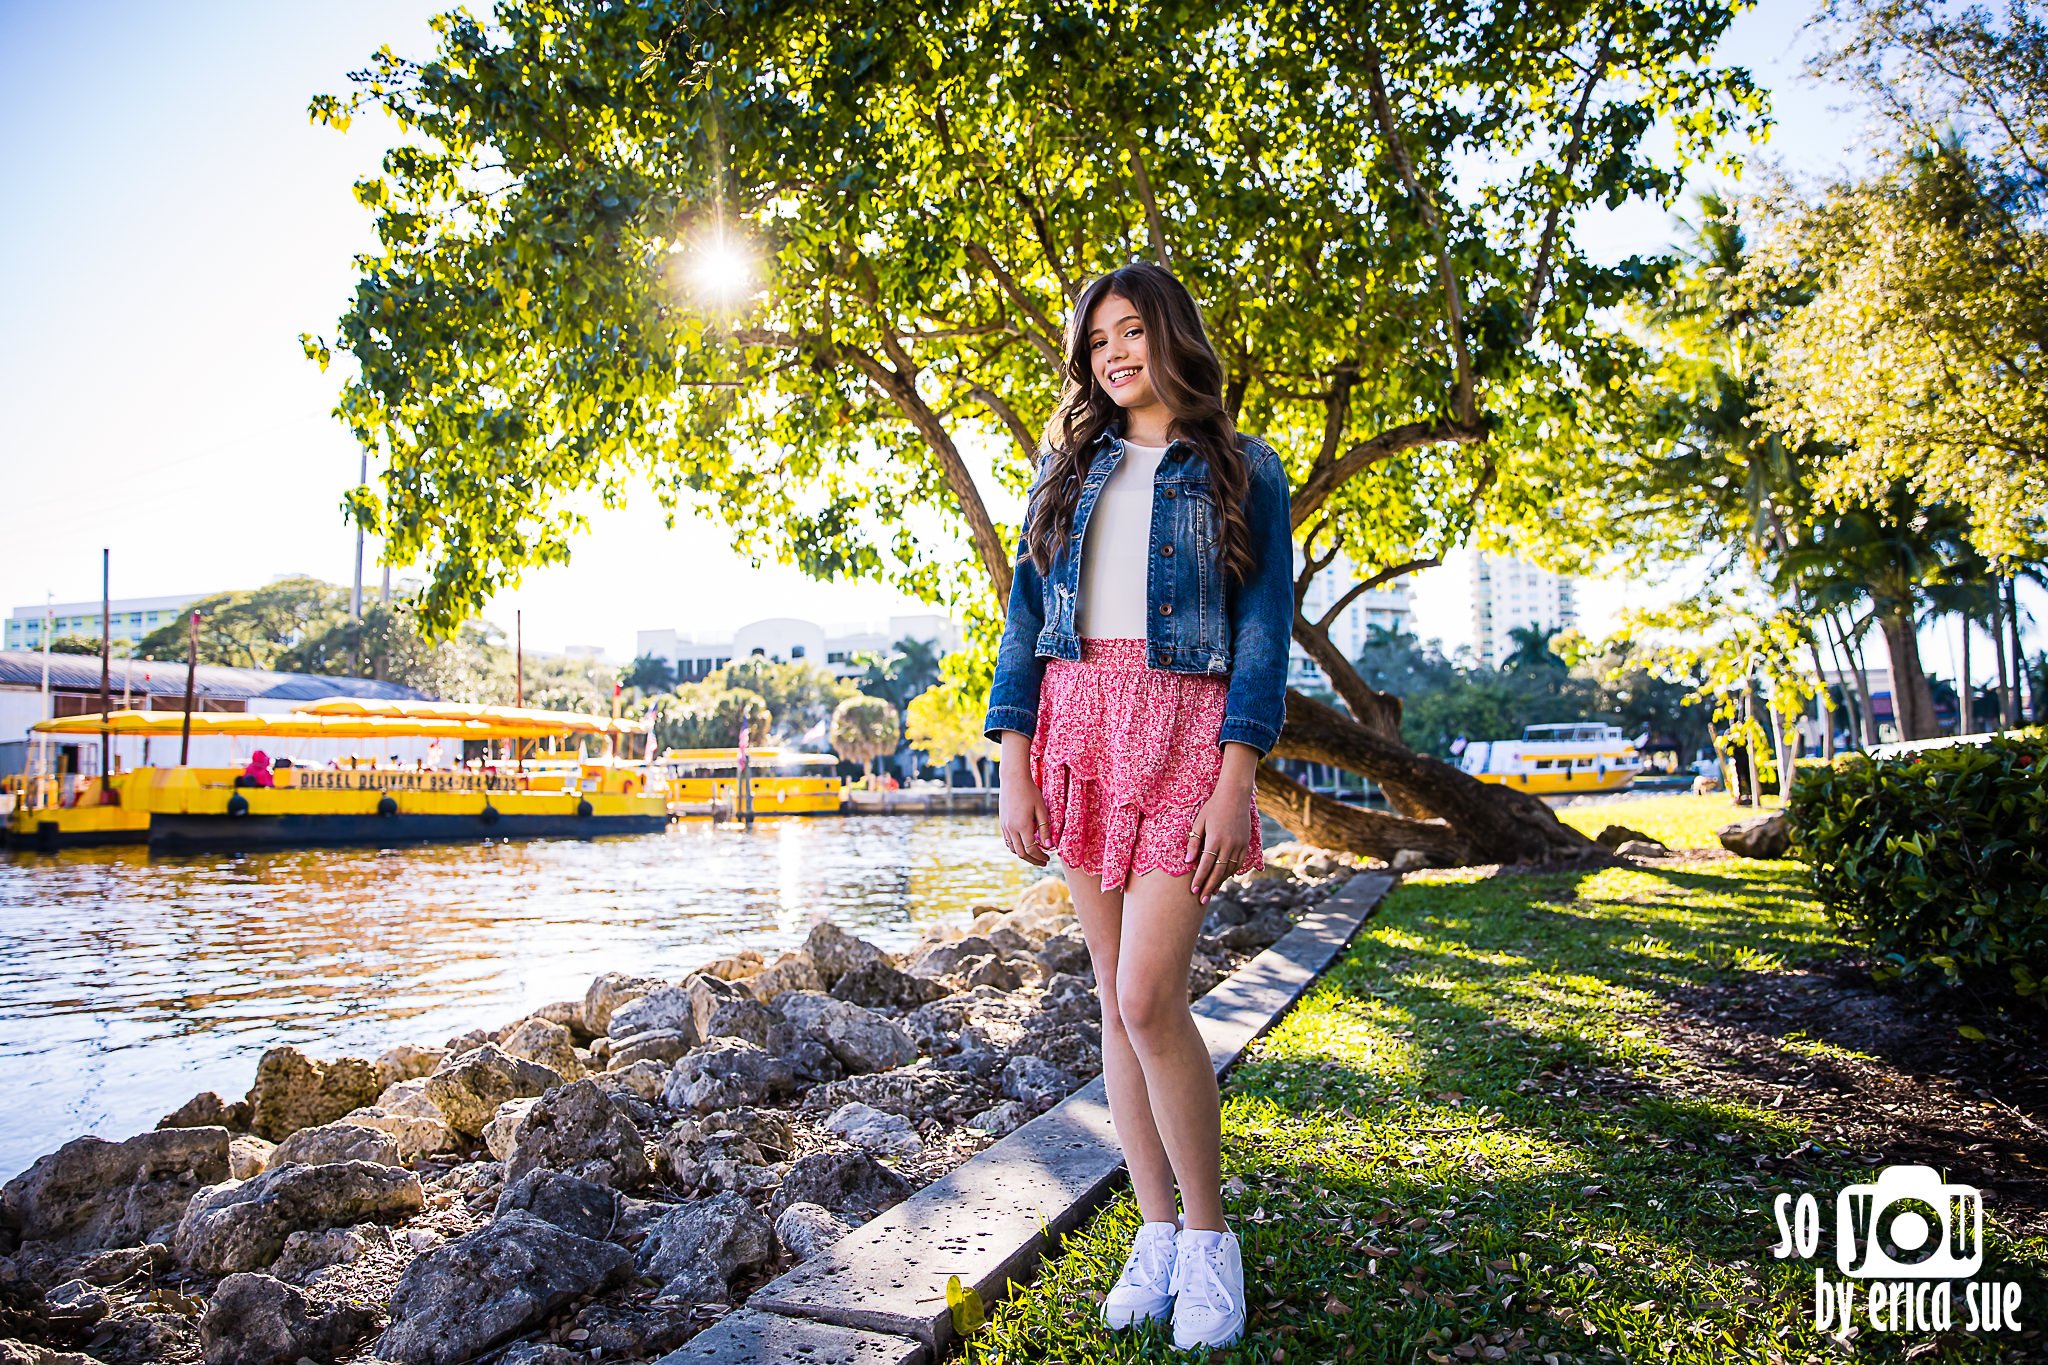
[961, 862, 2048, 1365]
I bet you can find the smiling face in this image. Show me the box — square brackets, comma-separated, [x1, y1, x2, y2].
[1086, 292, 1160, 413]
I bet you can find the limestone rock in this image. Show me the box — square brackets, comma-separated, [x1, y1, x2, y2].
[244, 1048, 383, 1144]
[492, 1167, 620, 1242]
[829, 958, 948, 1010]
[661, 1039, 796, 1113]
[692, 949, 766, 981]
[1, 1126, 230, 1255]
[701, 996, 777, 1048]
[173, 1159, 423, 1275]
[421, 1044, 562, 1138]
[966, 1099, 1033, 1137]
[196, 1271, 381, 1365]
[772, 991, 917, 1074]
[1719, 811, 1792, 859]
[503, 1079, 650, 1190]
[740, 950, 823, 1003]
[798, 1066, 985, 1124]
[157, 1091, 250, 1134]
[338, 1095, 454, 1165]
[269, 1225, 369, 1284]
[500, 1017, 584, 1080]
[606, 1028, 698, 1071]
[1012, 876, 1072, 922]
[774, 1201, 855, 1262]
[768, 1148, 911, 1221]
[374, 1210, 633, 1365]
[607, 984, 699, 1045]
[592, 1059, 670, 1104]
[373, 1044, 450, 1091]
[228, 1135, 274, 1181]
[1594, 823, 1664, 851]
[633, 1192, 776, 1303]
[528, 999, 591, 1038]
[1001, 1055, 1078, 1111]
[803, 921, 892, 988]
[822, 1102, 924, 1159]
[582, 972, 666, 1036]
[267, 1121, 401, 1170]
[481, 1099, 538, 1163]
[908, 935, 998, 980]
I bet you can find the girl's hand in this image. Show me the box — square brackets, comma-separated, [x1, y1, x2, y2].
[997, 732, 1052, 866]
[1188, 743, 1260, 903]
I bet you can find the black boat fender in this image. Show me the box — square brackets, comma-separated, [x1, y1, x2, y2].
[479, 803, 500, 825]
[576, 798, 593, 817]
[377, 795, 399, 817]
[226, 794, 250, 817]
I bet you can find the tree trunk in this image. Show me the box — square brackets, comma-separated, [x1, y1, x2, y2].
[1991, 584, 2013, 729]
[1876, 607, 1940, 740]
[1266, 690, 1593, 865]
[1833, 612, 1881, 747]
[2007, 578, 2028, 725]
[1290, 622, 1440, 819]
[1960, 609, 1973, 734]
[1806, 638, 1835, 761]
[1254, 765, 1468, 864]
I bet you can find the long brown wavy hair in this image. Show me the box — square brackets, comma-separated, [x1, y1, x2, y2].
[1024, 262, 1256, 588]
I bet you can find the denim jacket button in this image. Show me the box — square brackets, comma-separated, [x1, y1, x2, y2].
[1159, 603, 1172, 615]
[1163, 488, 1177, 499]
[1160, 544, 1173, 556]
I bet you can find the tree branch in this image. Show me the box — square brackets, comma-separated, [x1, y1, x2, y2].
[1361, 39, 1476, 425]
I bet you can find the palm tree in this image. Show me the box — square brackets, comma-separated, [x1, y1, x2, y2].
[1501, 624, 1567, 674]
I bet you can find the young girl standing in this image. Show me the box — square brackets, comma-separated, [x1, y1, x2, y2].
[981, 261, 1294, 1350]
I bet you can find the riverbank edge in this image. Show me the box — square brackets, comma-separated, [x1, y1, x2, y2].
[653, 871, 1397, 1364]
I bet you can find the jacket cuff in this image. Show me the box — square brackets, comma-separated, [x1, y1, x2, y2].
[983, 705, 1038, 744]
[1216, 716, 1278, 757]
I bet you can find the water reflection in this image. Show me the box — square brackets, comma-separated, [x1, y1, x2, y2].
[0, 816, 1048, 1181]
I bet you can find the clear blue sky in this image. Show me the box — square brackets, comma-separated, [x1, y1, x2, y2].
[4, 1, 1953, 669]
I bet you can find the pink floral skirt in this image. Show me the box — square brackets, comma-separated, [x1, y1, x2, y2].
[1030, 637, 1263, 893]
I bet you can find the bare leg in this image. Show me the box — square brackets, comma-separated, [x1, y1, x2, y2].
[1066, 865, 1180, 1224]
[1118, 862, 1225, 1231]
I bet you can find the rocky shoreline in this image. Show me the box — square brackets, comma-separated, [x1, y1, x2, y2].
[0, 845, 1363, 1365]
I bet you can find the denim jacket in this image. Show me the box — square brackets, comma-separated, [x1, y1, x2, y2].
[981, 423, 1295, 756]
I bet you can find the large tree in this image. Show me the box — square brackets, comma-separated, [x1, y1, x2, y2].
[1749, 0, 2048, 562]
[312, 0, 1764, 863]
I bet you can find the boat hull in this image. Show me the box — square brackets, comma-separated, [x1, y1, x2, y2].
[145, 811, 670, 850]
[4, 804, 153, 851]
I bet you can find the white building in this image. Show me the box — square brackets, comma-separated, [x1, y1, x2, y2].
[1287, 546, 1414, 691]
[1470, 552, 1578, 669]
[5, 592, 217, 653]
[636, 612, 964, 683]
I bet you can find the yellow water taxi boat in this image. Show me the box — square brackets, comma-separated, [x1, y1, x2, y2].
[1456, 722, 1645, 796]
[657, 747, 845, 817]
[5, 704, 670, 851]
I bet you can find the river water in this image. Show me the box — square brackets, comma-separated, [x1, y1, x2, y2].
[0, 816, 1053, 1182]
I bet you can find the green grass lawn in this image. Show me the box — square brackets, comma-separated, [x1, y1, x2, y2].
[961, 818, 2047, 1363]
[1553, 791, 1763, 851]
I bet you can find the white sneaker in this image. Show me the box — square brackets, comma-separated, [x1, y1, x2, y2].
[1168, 1227, 1246, 1349]
[1101, 1219, 1180, 1328]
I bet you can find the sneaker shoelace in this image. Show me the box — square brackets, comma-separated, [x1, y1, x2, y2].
[1167, 1239, 1234, 1314]
[1117, 1227, 1176, 1293]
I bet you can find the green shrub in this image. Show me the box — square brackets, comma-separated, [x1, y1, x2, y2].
[1787, 730, 2048, 1001]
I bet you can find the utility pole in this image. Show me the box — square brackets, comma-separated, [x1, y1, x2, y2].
[350, 450, 367, 677]
[515, 610, 524, 773]
[38, 594, 52, 789]
[99, 549, 111, 798]
[181, 610, 199, 766]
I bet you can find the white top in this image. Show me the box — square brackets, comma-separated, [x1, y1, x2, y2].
[1076, 440, 1168, 638]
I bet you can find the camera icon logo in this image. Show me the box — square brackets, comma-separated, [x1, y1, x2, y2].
[1837, 1165, 1984, 1280]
